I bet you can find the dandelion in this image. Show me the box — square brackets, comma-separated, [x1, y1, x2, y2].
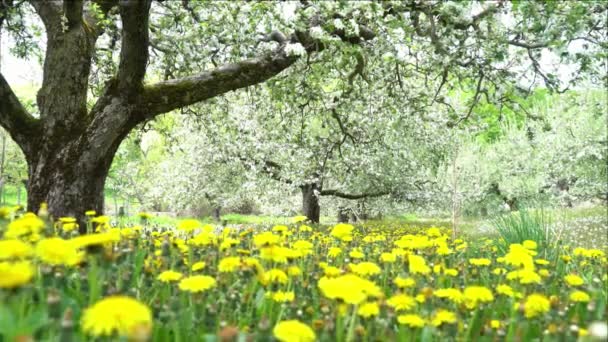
[496, 284, 516, 298]
[328, 247, 342, 258]
[0, 261, 34, 288]
[469, 258, 491, 266]
[330, 223, 354, 241]
[394, 276, 416, 288]
[218, 257, 241, 273]
[431, 310, 457, 327]
[408, 254, 431, 275]
[36, 238, 82, 266]
[177, 219, 203, 232]
[5, 213, 45, 238]
[273, 320, 316, 342]
[157, 270, 183, 283]
[398, 314, 425, 328]
[380, 252, 397, 263]
[191, 261, 206, 271]
[434, 288, 464, 304]
[178, 275, 216, 293]
[81, 296, 152, 339]
[263, 269, 289, 284]
[523, 240, 537, 250]
[523, 294, 550, 318]
[569, 291, 590, 303]
[350, 262, 381, 277]
[318, 274, 381, 304]
[564, 274, 584, 287]
[70, 233, 120, 249]
[292, 216, 308, 223]
[357, 302, 380, 318]
[0, 239, 33, 260]
[268, 291, 295, 303]
[463, 286, 494, 309]
[386, 294, 416, 311]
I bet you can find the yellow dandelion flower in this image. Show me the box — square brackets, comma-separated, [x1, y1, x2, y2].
[357, 302, 380, 318]
[398, 314, 425, 328]
[564, 274, 584, 287]
[36, 238, 82, 266]
[328, 247, 342, 258]
[177, 219, 203, 232]
[394, 276, 416, 288]
[569, 290, 590, 303]
[273, 320, 316, 342]
[386, 294, 416, 311]
[178, 275, 216, 293]
[523, 294, 550, 318]
[431, 310, 457, 327]
[434, 288, 464, 304]
[218, 257, 241, 273]
[5, 213, 45, 239]
[263, 269, 289, 284]
[0, 239, 33, 260]
[330, 223, 354, 242]
[0, 261, 34, 288]
[408, 254, 431, 275]
[81, 296, 152, 339]
[350, 262, 381, 277]
[463, 286, 494, 309]
[191, 261, 206, 272]
[157, 270, 183, 283]
[469, 258, 491, 266]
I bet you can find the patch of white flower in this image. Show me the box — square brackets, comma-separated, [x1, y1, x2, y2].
[309, 26, 326, 40]
[333, 18, 345, 30]
[258, 41, 279, 53]
[285, 43, 307, 57]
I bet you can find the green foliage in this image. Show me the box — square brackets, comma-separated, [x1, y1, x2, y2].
[492, 207, 557, 257]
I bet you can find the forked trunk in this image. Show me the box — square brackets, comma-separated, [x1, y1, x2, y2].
[302, 183, 321, 223]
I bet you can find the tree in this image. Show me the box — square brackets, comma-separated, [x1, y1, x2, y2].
[0, 1, 605, 230]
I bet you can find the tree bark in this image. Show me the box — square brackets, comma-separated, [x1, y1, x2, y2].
[302, 183, 321, 223]
[26, 138, 116, 231]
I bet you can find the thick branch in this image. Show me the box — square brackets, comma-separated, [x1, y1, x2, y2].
[116, 0, 151, 95]
[320, 189, 390, 200]
[140, 13, 376, 120]
[29, 0, 62, 31]
[0, 73, 40, 150]
[63, 0, 84, 29]
[141, 48, 299, 118]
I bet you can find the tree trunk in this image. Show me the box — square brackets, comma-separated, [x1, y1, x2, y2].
[337, 207, 349, 223]
[212, 206, 222, 222]
[26, 140, 116, 233]
[302, 183, 321, 223]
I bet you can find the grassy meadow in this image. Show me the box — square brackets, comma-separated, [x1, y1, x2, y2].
[0, 206, 607, 341]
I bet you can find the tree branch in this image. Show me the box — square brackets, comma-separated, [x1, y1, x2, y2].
[0, 73, 40, 150]
[140, 15, 376, 120]
[63, 0, 83, 30]
[116, 0, 151, 95]
[320, 189, 390, 200]
[140, 47, 300, 118]
[28, 0, 62, 32]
